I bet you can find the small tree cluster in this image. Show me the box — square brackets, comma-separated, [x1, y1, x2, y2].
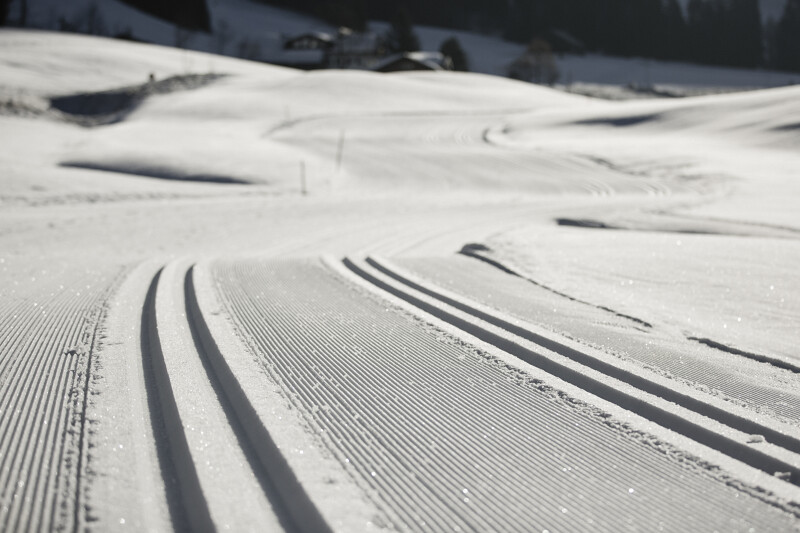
[0, 0, 11, 26]
[440, 37, 469, 71]
[772, 0, 800, 72]
[387, 5, 420, 53]
[237, 38, 262, 61]
[253, 0, 800, 73]
[317, 0, 367, 32]
[118, 0, 211, 32]
[509, 38, 559, 85]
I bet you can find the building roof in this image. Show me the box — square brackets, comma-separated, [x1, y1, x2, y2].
[283, 32, 335, 50]
[374, 52, 446, 72]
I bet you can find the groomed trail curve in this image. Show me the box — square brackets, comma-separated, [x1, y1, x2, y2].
[3, 31, 800, 532]
[6, 255, 798, 532]
[204, 257, 800, 532]
[393, 255, 800, 425]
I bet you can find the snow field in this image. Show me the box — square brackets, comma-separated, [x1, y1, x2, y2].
[484, 226, 800, 368]
[345, 257, 800, 482]
[396, 255, 800, 424]
[2, 27, 800, 532]
[0, 265, 123, 531]
[211, 257, 799, 531]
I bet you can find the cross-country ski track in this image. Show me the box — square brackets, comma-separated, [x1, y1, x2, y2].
[0, 266, 124, 532]
[6, 251, 799, 531]
[3, 29, 800, 532]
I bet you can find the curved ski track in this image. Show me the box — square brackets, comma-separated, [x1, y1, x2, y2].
[398, 255, 800, 424]
[137, 261, 329, 532]
[346, 257, 800, 481]
[270, 113, 688, 197]
[6, 256, 797, 531]
[208, 257, 799, 532]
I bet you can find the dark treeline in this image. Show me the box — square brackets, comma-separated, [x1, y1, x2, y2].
[255, 0, 800, 72]
[117, 0, 212, 32]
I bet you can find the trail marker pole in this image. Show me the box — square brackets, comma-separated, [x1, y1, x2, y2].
[300, 161, 307, 196]
[336, 130, 345, 172]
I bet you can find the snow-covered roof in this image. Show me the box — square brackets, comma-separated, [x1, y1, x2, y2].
[374, 51, 447, 72]
[283, 32, 335, 48]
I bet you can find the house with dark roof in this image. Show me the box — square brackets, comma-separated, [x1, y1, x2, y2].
[374, 52, 450, 72]
[275, 28, 446, 73]
[327, 28, 386, 69]
[283, 32, 335, 51]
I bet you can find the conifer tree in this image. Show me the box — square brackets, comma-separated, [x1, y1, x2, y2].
[0, 0, 10, 26]
[388, 5, 420, 52]
[440, 37, 469, 71]
[661, 0, 688, 60]
[774, 0, 800, 71]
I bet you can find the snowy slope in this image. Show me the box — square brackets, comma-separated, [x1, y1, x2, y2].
[1, 29, 799, 532]
[6, 0, 799, 93]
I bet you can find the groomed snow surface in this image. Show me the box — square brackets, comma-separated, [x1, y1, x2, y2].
[1, 29, 800, 532]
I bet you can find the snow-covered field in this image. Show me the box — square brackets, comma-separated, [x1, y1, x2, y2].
[1, 28, 800, 532]
[7, 0, 800, 96]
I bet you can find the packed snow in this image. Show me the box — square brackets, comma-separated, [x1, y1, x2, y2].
[1, 18, 799, 533]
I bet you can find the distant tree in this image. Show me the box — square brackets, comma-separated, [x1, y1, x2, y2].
[633, 0, 663, 58]
[0, 0, 10, 26]
[509, 38, 559, 85]
[118, 0, 211, 32]
[763, 16, 779, 66]
[237, 37, 262, 61]
[252, 0, 770, 71]
[503, 0, 533, 43]
[504, 0, 558, 45]
[387, 5, 420, 52]
[719, 0, 763, 67]
[687, 0, 724, 65]
[175, 26, 193, 48]
[660, 0, 687, 60]
[464, 0, 505, 32]
[84, 2, 107, 35]
[214, 20, 233, 54]
[440, 36, 469, 71]
[317, 0, 367, 32]
[774, 0, 800, 72]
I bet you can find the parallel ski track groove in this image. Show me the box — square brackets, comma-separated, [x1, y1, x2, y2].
[140, 268, 214, 532]
[214, 258, 796, 532]
[0, 272, 118, 532]
[437, 254, 800, 421]
[184, 266, 331, 533]
[354, 257, 800, 485]
[220, 262, 585, 530]
[1, 291, 85, 532]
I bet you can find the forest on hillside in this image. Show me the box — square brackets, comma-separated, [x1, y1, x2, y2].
[256, 0, 800, 72]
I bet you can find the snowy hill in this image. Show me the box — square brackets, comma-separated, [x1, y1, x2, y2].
[1, 27, 800, 533]
[4, 0, 799, 95]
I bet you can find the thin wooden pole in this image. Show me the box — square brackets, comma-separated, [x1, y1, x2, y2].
[336, 130, 345, 172]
